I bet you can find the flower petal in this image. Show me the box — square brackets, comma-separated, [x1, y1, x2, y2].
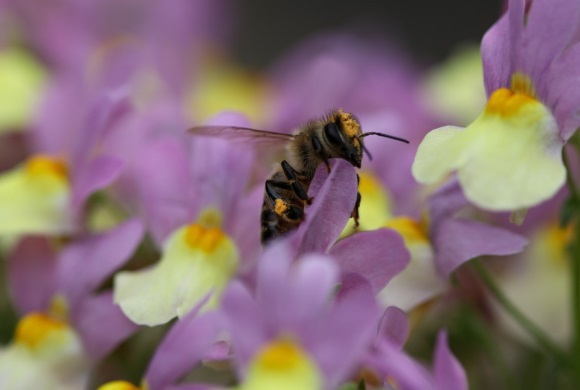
[72, 154, 125, 214]
[114, 225, 237, 326]
[0, 163, 74, 235]
[330, 229, 410, 293]
[295, 159, 358, 254]
[412, 126, 465, 186]
[377, 306, 409, 349]
[72, 292, 138, 360]
[145, 309, 223, 390]
[57, 219, 144, 308]
[481, 12, 511, 94]
[520, 0, 580, 87]
[434, 219, 527, 276]
[7, 237, 57, 314]
[434, 331, 468, 390]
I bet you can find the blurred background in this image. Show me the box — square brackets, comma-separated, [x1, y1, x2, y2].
[231, 0, 502, 69]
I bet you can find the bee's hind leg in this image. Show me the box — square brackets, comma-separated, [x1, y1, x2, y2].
[280, 160, 313, 205]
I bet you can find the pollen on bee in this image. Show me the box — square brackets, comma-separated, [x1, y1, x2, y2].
[337, 109, 360, 138]
[274, 199, 288, 216]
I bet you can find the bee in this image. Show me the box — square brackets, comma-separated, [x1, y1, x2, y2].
[189, 109, 409, 244]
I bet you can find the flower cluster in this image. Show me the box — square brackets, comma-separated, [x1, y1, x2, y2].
[0, 0, 579, 389]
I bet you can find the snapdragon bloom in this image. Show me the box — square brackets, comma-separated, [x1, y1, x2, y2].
[413, 0, 580, 212]
[221, 241, 381, 390]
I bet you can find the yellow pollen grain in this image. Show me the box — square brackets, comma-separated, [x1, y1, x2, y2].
[256, 339, 303, 372]
[48, 294, 70, 323]
[15, 312, 67, 349]
[384, 217, 428, 243]
[96, 381, 141, 390]
[24, 155, 68, 181]
[337, 108, 360, 138]
[274, 199, 288, 216]
[485, 87, 536, 117]
[185, 224, 226, 253]
[197, 208, 223, 229]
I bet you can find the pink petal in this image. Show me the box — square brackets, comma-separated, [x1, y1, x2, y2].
[72, 292, 138, 360]
[330, 229, 410, 293]
[136, 137, 192, 245]
[7, 237, 57, 314]
[434, 331, 468, 390]
[295, 159, 358, 254]
[377, 306, 409, 349]
[373, 340, 432, 390]
[72, 154, 125, 213]
[481, 12, 512, 94]
[145, 309, 223, 390]
[520, 0, 580, 91]
[548, 42, 580, 140]
[57, 219, 144, 308]
[434, 219, 527, 276]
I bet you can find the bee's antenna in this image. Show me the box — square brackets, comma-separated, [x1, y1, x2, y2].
[360, 132, 410, 144]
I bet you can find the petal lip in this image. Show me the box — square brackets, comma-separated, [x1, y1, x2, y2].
[330, 228, 410, 294]
[434, 331, 468, 390]
[434, 218, 528, 277]
[295, 159, 358, 254]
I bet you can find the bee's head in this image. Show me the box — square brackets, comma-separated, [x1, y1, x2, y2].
[323, 110, 409, 168]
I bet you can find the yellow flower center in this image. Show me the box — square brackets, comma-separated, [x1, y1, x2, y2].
[485, 73, 537, 117]
[15, 312, 68, 350]
[185, 224, 227, 253]
[384, 217, 428, 244]
[24, 155, 68, 182]
[241, 338, 322, 390]
[184, 208, 228, 253]
[96, 381, 142, 390]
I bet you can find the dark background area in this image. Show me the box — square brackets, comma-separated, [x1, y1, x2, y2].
[230, 0, 503, 69]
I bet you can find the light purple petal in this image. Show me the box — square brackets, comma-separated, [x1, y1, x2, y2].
[221, 279, 265, 376]
[255, 244, 339, 338]
[296, 159, 358, 254]
[520, 0, 580, 91]
[72, 292, 138, 361]
[71, 88, 132, 164]
[434, 219, 527, 277]
[72, 154, 125, 213]
[377, 306, 409, 350]
[136, 137, 192, 245]
[481, 11, 512, 94]
[434, 331, 468, 390]
[7, 237, 57, 314]
[145, 309, 223, 390]
[330, 229, 410, 293]
[373, 340, 433, 390]
[309, 273, 379, 387]
[57, 219, 144, 308]
[188, 136, 255, 227]
[427, 178, 469, 230]
[548, 42, 580, 140]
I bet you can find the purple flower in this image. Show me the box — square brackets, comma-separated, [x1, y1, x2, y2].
[413, 0, 580, 212]
[367, 331, 468, 390]
[113, 112, 261, 326]
[6, 219, 144, 361]
[220, 241, 381, 389]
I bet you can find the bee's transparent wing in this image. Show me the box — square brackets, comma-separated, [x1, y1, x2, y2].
[188, 126, 294, 147]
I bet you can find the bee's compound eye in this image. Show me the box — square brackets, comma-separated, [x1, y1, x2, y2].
[324, 122, 343, 146]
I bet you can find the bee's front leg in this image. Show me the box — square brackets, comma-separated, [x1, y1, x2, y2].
[280, 160, 313, 205]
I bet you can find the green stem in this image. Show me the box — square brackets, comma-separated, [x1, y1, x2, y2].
[471, 261, 569, 364]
